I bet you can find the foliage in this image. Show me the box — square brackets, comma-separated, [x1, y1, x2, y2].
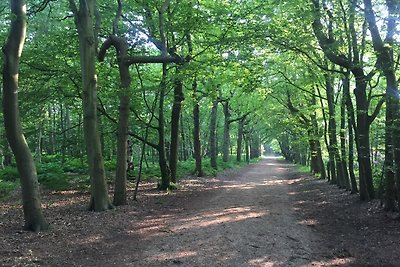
[0, 167, 19, 182]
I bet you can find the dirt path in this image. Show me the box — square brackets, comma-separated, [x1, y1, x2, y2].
[2, 157, 400, 266]
[130, 157, 322, 267]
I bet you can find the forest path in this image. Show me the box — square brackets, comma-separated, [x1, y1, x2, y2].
[3, 157, 400, 266]
[126, 157, 324, 266]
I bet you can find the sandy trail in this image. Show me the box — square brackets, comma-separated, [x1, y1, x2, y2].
[126, 157, 322, 266]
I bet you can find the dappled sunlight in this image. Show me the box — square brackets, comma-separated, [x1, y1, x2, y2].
[248, 257, 281, 266]
[148, 250, 198, 262]
[307, 257, 355, 266]
[172, 206, 268, 232]
[262, 179, 291, 186]
[73, 234, 102, 245]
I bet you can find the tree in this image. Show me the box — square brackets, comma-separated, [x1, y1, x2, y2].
[363, 0, 400, 210]
[311, 0, 384, 200]
[2, 0, 48, 231]
[69, 0, 113, 211]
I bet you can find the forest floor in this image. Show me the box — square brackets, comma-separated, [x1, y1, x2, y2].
[1, 157, 400, 267]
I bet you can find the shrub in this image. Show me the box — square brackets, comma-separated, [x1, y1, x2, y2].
[0, 167, 19, 182]
[0, 180, 19, 199]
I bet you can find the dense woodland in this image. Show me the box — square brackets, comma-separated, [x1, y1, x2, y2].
[1, 0, 400, 232]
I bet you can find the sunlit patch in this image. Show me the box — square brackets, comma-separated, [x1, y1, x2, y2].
[263, 179, 289, 186]
[287, 178, 303, 184]
[74, 234, 102, 245]
[298, 219, 319, 226]
[148, 250, 197, 261]
[248, 256, 280, 266]
[172, 207, 268, 231]
[307, 257, 355, 266]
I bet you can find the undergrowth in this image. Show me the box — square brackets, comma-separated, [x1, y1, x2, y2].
[0, 155, 259, 199]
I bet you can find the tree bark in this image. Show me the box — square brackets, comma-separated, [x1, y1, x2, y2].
[2, 0, 48, 231]
[192, 80, 204, 176]
[169, 71, 184, 184]
[69, 0, 112, 211]
[98, 35, 132, 206]
[158, 63, 171, 190]
[180, 113, 188, 161]
[222, 101, 231, 162]
[325, 73, 344, 186]
[343, 72, 358, 193]
[209, 97, 219, 169]
[236, 118, 245, 162]
[340, 78, 351, 190]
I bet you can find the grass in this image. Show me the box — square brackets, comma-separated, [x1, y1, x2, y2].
[296, 165, 311, 174]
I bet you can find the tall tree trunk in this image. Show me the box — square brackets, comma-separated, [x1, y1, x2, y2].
[325, 73, 345, 187]
[69, 0, 112, 211]
[354, 74, 374, 200]
[97, 35, 132, 206]
[158, 63, 171, 190]
[35, 122, 43, 164]
[222, 101, 231, 162]
[343, 72, 358, 193]
[47, 105, 55, 155]
[180, 113, 188, 161]
[340, 80, 351, 190]
[245, 135, 250, 163]
[311, 95, 326, 179]
[2, 0, 48, 231]
[236, 118, 245, 162]
[192, 80, 203, 176]
[384, 93, 396, 210]
[169, 73, 184, 184]
[209, 97, 219, 169]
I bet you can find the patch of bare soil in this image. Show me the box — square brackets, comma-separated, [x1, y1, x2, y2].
[291, 175, 400, 267]
[1, 158, 399, 266]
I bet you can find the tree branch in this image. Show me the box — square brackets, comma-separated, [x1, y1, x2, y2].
[368, 96, 385, 124]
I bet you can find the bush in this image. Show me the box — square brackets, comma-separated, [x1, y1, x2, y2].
[37, 163, 69, 190]
[104, 159, 117, 171]
[0, 167, 19, 182]
[0, 180, 19, 199]
[62, 158, 88, 174]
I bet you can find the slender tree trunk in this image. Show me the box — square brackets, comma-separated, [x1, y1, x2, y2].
[35, 122, 43, 164]
[97, 35, 132, 206]
[209, 97, 219, 169]
[192, 80, 203, 176]
[343, 73, 358, 193]
[311, 96, 326, 179]
[354, 75, 374, 200]
[169, 73, 184, 184]
[245, 135, 250, 163]
[340, 81, 351, 190]
[158, 63, 171, 190]
[2, 0, 48, 231]
[180, 113, 188, 161]
[236, 118, 245, 162]
[47, 105, 55, 154]
[69, 0, 112, 211]
[325, 74, 339, 185]
[222, 101, 231, 162]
